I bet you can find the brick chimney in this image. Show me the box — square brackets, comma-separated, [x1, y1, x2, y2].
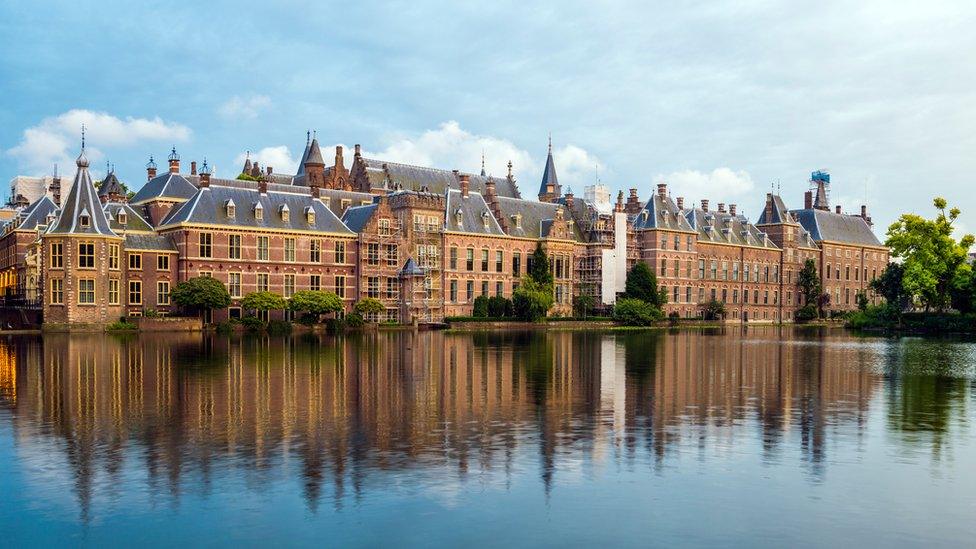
[50, 170, 62, 207]
[146, 156, 157, 181]
[626, 188, 641, 214]
[835, 205, 842, 214]
[765, 193, 774, 222]
[459, 174, 470, 198]
[354, 144, 361, 157]
[190, 161, 197, 175]
[485, 177, 496, 200]
[199, 170, 210, 188]
[565, 188, 574, 209]
[616, 190, 624, 212]
[657, 183, 667, 197]
[258, 179, 267, 194]
[701, 199, 709, 212]
[861, 205, 867, 219]
[676, 197, 684, 209]
[310, 184, 320, 199]
[804, 191, 813, 209]
[168, 147, 180, 174]
[729, 203, 737, 216]
[266, 166, 273, 176]
[717, 202, 726, 213]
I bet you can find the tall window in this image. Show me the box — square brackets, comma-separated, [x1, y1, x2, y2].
[513, 252, 522, 277]
[229, 234, 242, 259]
[698, 259, 705, 279]
[228, 272, 241, 298]
[199, 233, 213, 258]
[257, 236, 269, 261]
[158, 281, 170, 305]
[78, 279, 95, 304]
[450, 280, 458, 302]
[335, 275, 346, 298]
[386, 277, 398, 299]
[379, 219, 392, 236]
[386, 244, 398, 267]
[334, 241, 346, 264]
[367, 276, 380, 298]
[284, 274, 295, 297]
[257, 273, 269, 292]
[481, 249, 489, 271]
[367, 243, 380, 266]
[78, 243, 95, 268]
[108, 244, 119, 270]
[129, 253, 142, 270]
[50, 279, 63, 304]
[310, 275, 321, 292]
[157, 255, 170, 271]
[466, 248, 474, 271]
[495, 251, 504, 273]
[50, 243, 64, 269]
[709, 260, 717, 280]
[310, 240, 321, 263]
[450, 247, 458, 270]
[128, 280, 142, 305]
[109, 279, 120, 305]
[466, 280, 474, 301]
[284, 238, 296, 262]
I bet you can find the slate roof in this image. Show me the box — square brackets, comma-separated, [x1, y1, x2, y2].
[341, 203, 378, 233]
[756, 195, 792, 225]
[632, 194, 695, 232]
[494, 196, 582, 240]
[400, 257, 425, 276]
[791, 208, 882, 246]
[104, 203, 153, 233]
[361, 158, 520, 198]
[159, 186, 353, 235]
[683, 208, 779, 249]
[97, 170, 125, 198]
[130, 172, 198, 205]
[305, 138, 325, 166]
[49, 151, 117, 236]
[538, 146, 559, 197]
[15, 196, 59, 232]
[124, 233, 177, 251]
[444, 190, 503, 235]
[296, 136, 311, 176]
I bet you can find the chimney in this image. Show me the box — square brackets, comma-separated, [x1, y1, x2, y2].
[266, 166, 273, 176]
[199, 171, 210, 188]
[565, 188, 574, 209]
[310, 185, 320, 199]
[168, 147, 180, 173]
[147, 157, 157, 181]
[676, 197, 684, 209]
[860, 205, 867, 218]
[258, 179, 267, 194]
[616, 190, 624, 212]
[804, 191, 813, 209]
[354, 144, 362, 157]
[190, 161, 197, 175]
[729, 204, 737, 216]
[835, 205, 842, 214]
[701, 199, 709, 212]
[657, 183, 667, 197]
[717, 202, 726, 213]
[50, 172, 62, 207]
[459, 174, 470, 197]
[334, 145, 344, 170]
[485, 177, 496, 199]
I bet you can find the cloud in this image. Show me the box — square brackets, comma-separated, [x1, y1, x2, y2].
[6, 109, 190, 175]
[218, 95, 272, 120]
[655, 168, 755, 208]
[233, 146, 299, 176]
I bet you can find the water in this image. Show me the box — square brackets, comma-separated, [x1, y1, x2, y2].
[0, 327, 974, 547]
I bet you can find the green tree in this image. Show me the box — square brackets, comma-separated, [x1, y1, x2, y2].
[613, 297, 662, 326]
[487, 296, 511, 318]
[529, 243, 553, 285]
[698, 299, 727, 321]
[171, 277, 231, 317]
[798, 258, 822, 308]
[287, 290, 343, 317]
[885, 198, 975, 311]
[512, 278, 554, 321]
[473, 295, 490, 317]
[856, 291, 869, 311]
[240, 291, 286, 314]
[354, 297, 385, 321]
[624, 262, 664, 307]
[871, 263, 910, 310]
[572, 294, 595, 318]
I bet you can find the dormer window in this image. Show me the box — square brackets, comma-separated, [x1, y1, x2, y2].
[482, 210, 491, 230]
[118, 212, 127, 225]
[512, 213, 522, 229]
[253, 202, 263, 220]
[279, 204, 290, 222]
[455, 208, 463, 227]
[225, 199, 236, 219]
[79, 214, 90, 228]
[305, 206, 315, 225]
[46, 214, 55, 225]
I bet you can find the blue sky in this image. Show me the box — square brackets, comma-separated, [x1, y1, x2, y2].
[1, 0, 975, 233]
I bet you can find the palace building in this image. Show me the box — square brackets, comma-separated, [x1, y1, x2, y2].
[0, 132, 888, 327]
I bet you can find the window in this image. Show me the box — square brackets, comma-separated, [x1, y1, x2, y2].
[721, 261, 728, 281]
[386, 277, 398, 299]
[254, 202, 263, 221]
[257, 273, 269, 292]
[660, 236, 667, 249]
[414, 215, 425, 232]
[128, 253, 142, 270]
[386, 244, 398, 267]
[79, 214, 90, 228]
[698, 259, 705, 279]
[496, 250, 504, 273]
[284, 274, 295, 297]
[686, 236, 693, 251]
[306, 207, 315, 225]
[280, 204, 290, 222]
[334, 241, 346, 264]
[496, 281, 504, 296]
[335, 275, 346, 298]
[367, 243, 380, 266]
[128, 280, 142, 305]
[50, 279, 63, 304]
[450, 247, 458, 270]
[229, 234, 242, 259]
[109, 244, 119, 270]
[674, 235, 680, 250]
[710, 260, 717, 280]
[78, 279, 95, 304]
[158, 281, 170, 305]
[257, 236, 269, 261]
[367, 276, 380, 298]
[481, 249, 489, 271]
[673, 286, 679, 302]
[228, 272, 241, 298]
[450, 280, 458, 302]
[466, 280, 474, 301]
[466, 248, 474, 271]
[513, 252, 522, 277]
[661, 258, 667, 276]
[845, 265, 850, 280]
[379, 219, 392, 236]
[284, 238, 296, 262]
[732, 262, 739, 281]
[199, 233, 212, 258]
[826, 264, 831, 279]
[686, 287, 692, 303]
[310, 274, 321, 292]
[109, 279, 120, 305]
[225, 200, 236, 218]
[50, 243, 64, 268]
[78, 243, 95, 268]
[733, 289, 739, 304]
[481, 281, 489, 296]
[157, 255, 170, 271]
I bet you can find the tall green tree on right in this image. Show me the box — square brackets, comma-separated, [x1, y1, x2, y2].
[884, 197, 974, 311]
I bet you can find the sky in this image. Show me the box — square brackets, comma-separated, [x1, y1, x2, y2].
[1, 0, 975, 235]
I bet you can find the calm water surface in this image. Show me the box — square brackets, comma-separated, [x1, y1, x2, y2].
[1, 327, 974, 547]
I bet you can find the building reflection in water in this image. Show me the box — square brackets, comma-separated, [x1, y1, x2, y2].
[0, 328, 968, 522]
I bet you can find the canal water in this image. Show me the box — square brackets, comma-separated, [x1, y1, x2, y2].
[0, 327, 974, 547]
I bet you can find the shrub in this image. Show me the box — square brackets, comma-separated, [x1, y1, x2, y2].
[487, 296, 511, 318]
[613, 298, 663, 326]
[668, 311, 680, 326]
[473, 295, 490, 317]
[288, 290, 343, 318]
[142, 308, 160, 318]
[215, 321, 234, 334]
[106, 320, 138, 331]
[241, 291, 286, 314]
[512, 278, 554, 321]
[266, 319, 292, 334]
[624, 262, 665, 307]
[847, 304, 902, 330]
[354, 298, 385, 321]
[239, 316, 266, 332]
[698, 299, 726, 321]
[795, 304, 819, 322]
[344, 312, 365, 328]
[171, 276, 232, 316]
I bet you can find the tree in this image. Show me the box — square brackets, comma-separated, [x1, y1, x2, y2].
[487, 296, 511, 318]
[512, 278, 554, 321]
[529, 243, 553, 285]
[287, 290, 343, 319]
[240, 291, 286, 314]
[870, 263, 910, 310]
[699, 299, 727, 321]
[572, 294, 595, 318]
[624, 262, 664, 307]
[473, 295, 490, 317]
[856, 291, 869, 311]
[354, 298, 385, 321]
[885, 197, 975, 311]
[171, 277, 231, 317]
[798, 259, 822, 308]
[613, 297, 662, 326]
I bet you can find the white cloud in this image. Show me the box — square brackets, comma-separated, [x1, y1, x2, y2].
[655, 168, 755, 208]
[6, 109, 190, 175]
[218, 95, 272, 120]
[233, 146, 299, 176]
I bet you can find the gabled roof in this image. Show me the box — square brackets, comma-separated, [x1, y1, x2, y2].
[341, 203, 378, 233]
[104, 203, 153, 232]
[16, 196, 59, 232]
[494, 196, 582, 240]
[538, 144, 559, 197]
[98, 170, 125, 198]
[790, 208, 882, 246]
[632, 194, 695, 232]
[130, 173, 198, 205]
[683, 208, 779, 249]
[124, 233, 177, 251]
[756, 195, 793, 225]
[444, 190, 503, 236]
[400, 257, 425, 276]
[159, 186, 353, 235]
[360, 158, 521, 198]
[48, 151, 117, 236]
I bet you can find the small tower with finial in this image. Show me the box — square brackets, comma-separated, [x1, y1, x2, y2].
[146, 155, 157, 181]
[167, 146, 180, 174]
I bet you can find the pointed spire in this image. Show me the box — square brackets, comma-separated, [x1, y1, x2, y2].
[76, 124, 89, 168]
[305, 135, 324, 166]
[480, 149, 486, 177]
[538, 136, 559, 201]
